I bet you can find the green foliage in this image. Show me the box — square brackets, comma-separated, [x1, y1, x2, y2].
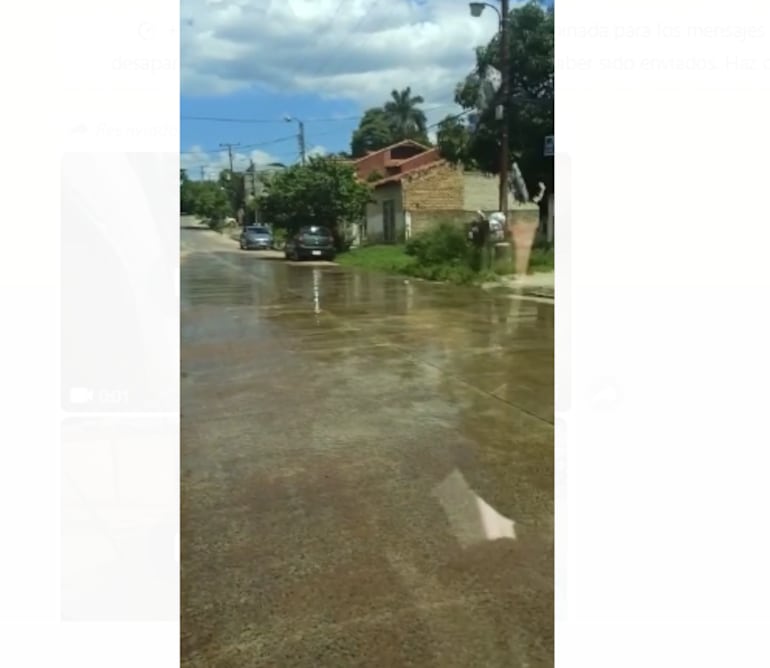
[180, 178, 231, 227]
[454, 1, 554, 192]
[528, 247, 554, 273]
[350, 88, 431, 158]
[405, 223, 471, 266]
[406, 262, 477, 285]
[401, 224, 477, 284]
[384, 86, 428, 138]
[336, 245, 416, 273]
[218, 169, 246, 215]
[366, 170, 385, 183]
[351, 108, 396, 157]
[257, 156, 372, 248]
[338, 224, 533, 285]
[436, 115, 474, 166]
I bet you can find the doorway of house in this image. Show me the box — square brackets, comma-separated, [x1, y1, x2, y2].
[383, 200, 396, 243]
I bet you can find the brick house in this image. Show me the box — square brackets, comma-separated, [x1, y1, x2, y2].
[348, 139, 517, 244]
[364, 157, 512, 244]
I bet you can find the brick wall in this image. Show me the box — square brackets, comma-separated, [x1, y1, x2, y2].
[402, 162, 464, 211]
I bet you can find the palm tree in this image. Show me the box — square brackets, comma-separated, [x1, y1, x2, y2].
[383, 87, 428, 140]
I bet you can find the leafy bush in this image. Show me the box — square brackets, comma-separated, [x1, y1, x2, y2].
[401, 224, 480, 284]
[405, 223, 470, 266]
[528, 247, 554, 273]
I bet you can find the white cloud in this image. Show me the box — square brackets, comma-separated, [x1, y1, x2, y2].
[180, 145, 286, 179]
[181, 0, 505, 109]
[307, 145, 327, 158]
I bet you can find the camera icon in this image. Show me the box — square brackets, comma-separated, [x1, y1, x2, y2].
[69, 387, 94, 404]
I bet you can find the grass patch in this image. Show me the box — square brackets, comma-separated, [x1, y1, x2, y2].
[528, 247, 554, 273]
[336, 245, 417, 274]
[339, 236, 553, 286]
[338, 245, 478, 285]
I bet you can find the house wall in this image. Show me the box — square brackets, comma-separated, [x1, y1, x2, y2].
[365, 183, 404, 243]
[402, 162, 463, 212]
[403, 164, 493, 237]
[461, 171, 514, 212]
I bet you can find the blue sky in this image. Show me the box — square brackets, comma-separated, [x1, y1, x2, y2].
[180, 0, 541, 178]
[180, 89, 364, 177]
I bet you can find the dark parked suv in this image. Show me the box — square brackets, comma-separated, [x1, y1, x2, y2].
[284, 225, 336, 261]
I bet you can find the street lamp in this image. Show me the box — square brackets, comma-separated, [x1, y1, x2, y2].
[470, 0, 510, 229]
[284, 115, 307, 165]
[469, 2, 500, 21]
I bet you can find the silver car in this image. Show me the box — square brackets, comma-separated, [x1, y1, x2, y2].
[239, 225, 273, 250]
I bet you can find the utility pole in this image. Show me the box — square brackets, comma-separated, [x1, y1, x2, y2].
[298, 121, 307, 165]
[219, 142, 240, 174]
[199, 166, 205, 180]
[499, 0, 510, 221]
[285, 117, 306, 165]
[469, 0, 510, 270]
[249, 159, 258, 223]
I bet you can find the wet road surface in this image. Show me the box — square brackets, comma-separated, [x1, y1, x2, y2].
[181, 226, 554, 667]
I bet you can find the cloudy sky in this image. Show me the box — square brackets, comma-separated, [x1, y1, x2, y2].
[180, 0, 518, 179]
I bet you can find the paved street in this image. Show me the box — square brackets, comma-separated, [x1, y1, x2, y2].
[181, 224, 554, 667]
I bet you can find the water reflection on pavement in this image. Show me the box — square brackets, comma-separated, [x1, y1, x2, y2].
[181, 230, 554, 667]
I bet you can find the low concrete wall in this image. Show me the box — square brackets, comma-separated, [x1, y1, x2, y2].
[507, 206, 539, 228]
[507, 205, 540, 275]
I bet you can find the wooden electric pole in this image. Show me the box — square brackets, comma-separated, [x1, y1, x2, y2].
[249, 159, 258, 223]
[219, 142, 240, 174]
[499, 0, 510, 219]
[298, 121, 307, 165]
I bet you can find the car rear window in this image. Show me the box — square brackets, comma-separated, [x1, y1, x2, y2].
[248, 227, 270, 234]
[300, 227, 332, 237]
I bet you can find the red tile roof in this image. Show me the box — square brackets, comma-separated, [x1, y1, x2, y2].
[370, 158, 448, 187]
[352, 139, 436, 181]
[352, 139, 431, 164]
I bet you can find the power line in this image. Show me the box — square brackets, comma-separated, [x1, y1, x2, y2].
[180, 112, 472, 176]
[180, 104, 457, 126]
[181, 114, 360, 124]
[180, 134, 297, 154]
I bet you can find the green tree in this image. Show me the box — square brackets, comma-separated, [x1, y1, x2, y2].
[351, 108, 397, 158]
[218, 169, 245, 216]
[178, 178, 231, 227]
[191, 181, 231, 228]
[453, 1, 553, 192]
[383, 86, 428, 138]
[350, 88, 432, 158]
[180, 169, 194, 213]
[258, 156, 372, 248]
[436, 115, 474, 166]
